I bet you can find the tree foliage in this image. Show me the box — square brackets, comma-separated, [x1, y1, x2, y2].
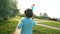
[0, 0, 19, 21]
[39, 13, 49, 19]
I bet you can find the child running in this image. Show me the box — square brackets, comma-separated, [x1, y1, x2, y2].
[17, 9, 35, 34]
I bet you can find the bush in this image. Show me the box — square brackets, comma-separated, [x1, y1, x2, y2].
[48, 18, 57, 21]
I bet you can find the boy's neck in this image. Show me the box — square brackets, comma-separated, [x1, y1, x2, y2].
[25, 17, 30, 18]
[25, 17, 33, 20]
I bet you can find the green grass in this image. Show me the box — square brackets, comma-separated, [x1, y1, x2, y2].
[0, 17, 60, 34]
[38, 21, 60, 28]
[34, 18, 60, 28]
[33, 26, 60, 34]
[0, 18, 19, 34]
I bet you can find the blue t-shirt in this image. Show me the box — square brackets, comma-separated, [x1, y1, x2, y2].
[17, 17, 35, 34]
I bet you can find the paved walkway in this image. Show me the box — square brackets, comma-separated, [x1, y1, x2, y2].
[13, 28, 21, 34]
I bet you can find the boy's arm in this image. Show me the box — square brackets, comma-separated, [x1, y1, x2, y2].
[33, 20, 36, 26]
[17, 20, 24, 29]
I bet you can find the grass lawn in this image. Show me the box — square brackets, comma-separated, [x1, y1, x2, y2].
[34, 18, 60, 28]
[33, 26, 60, 34]
[0, 17, 60, 34]
[38, 21, 60, 28]
[0, 18, 19, 34]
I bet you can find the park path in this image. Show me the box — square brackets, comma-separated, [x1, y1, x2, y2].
[13, 18, 60, 34]
[36, 23, 60, 30]
[35, 19, 60, 30]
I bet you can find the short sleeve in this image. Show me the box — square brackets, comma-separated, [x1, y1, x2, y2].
[17, 20, 24, 29]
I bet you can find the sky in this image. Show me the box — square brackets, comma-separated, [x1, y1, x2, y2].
[17, 0, 60, 18]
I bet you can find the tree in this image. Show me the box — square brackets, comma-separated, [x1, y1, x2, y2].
[0, 0, 19, 21]
[57, 18, 60, 21]
[39, 13, 49, 19]
[43, 13, 48, 17]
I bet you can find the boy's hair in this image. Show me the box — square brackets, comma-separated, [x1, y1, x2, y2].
[24, 9, 33, 18]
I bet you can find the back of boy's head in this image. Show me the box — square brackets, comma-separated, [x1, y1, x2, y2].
[24, 9, 33, 18]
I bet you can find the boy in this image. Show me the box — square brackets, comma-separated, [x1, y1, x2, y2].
[17, 9, 35, 34]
